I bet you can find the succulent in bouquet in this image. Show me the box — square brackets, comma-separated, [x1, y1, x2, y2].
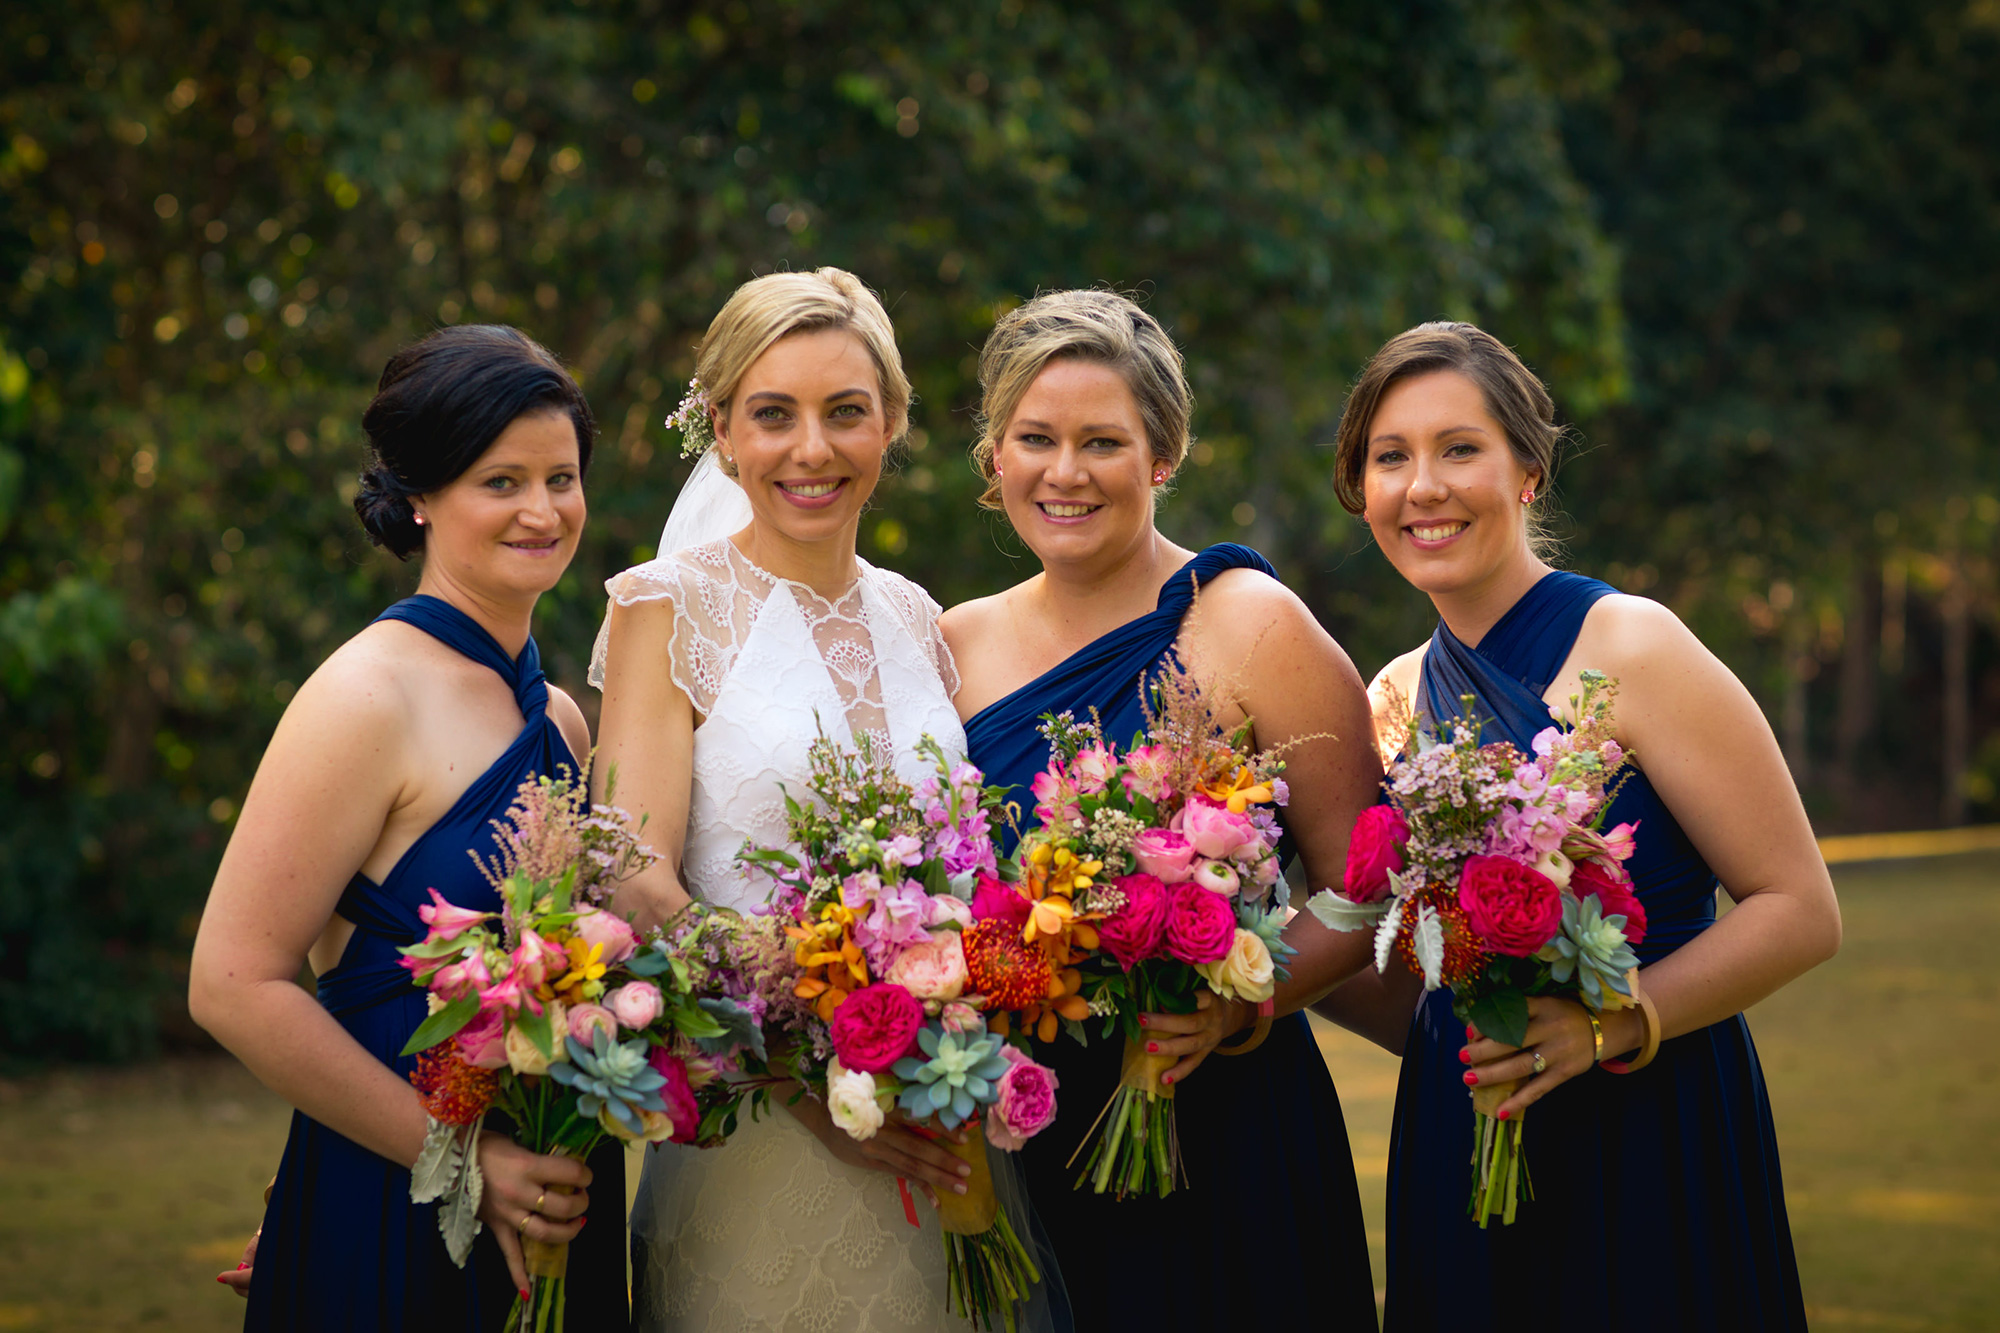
[396, 768, 760, 1332]
[1307, 670, 1647, 1227]
[736, 731, 1059, 1332]
[1002, 654, 1298, 1202]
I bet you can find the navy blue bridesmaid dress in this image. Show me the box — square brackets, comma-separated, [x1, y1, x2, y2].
[1383, 571, 1806, 1331]
[963, 544, 1378, 1332]
[246, 596, 628, 1332]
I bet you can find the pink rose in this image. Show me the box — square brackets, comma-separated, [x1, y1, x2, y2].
[419, 887, 490, 941]
[828, 983, 925, 1074]
[1342, 805, 1409, 903]
[970, 873, 1031, 930]
[1132, 828, 1198, 883]
[985, 1046, 1059, 1150]
[604, 981, 664, 1030]
[648, 1047, 701, 1144]
[570, 909, 637, 965]
[568, 1003, 618, 1045]
[1173, 798, 1259, 860]
[884, 930, 969, 1003]
[452, 1007, 508, 1069]
[1458, 855, 1564, 957]
[1191, 859, 1240, 897]
[1097, 874, 1171, 971]
[1572, 859, 1647, 946]
[1163, 881, 1237, 965]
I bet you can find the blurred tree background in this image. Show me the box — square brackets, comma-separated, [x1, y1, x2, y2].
[1, 0, 1993, 1063]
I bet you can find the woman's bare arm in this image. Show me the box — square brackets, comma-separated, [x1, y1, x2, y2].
[591, 597, 696, 932]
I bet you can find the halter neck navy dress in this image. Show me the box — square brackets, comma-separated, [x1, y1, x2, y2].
[1383, 572, 1806, 1331]
[964, 544, 1378, 1331]
[246, 597, 628, 1332]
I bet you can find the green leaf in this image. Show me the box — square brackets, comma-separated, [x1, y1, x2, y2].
[692, 997, 767, 1061]
[409, 1114, 472, 1205]
[516, 1005, 555, 1060]
[670, 1005, 729, 1040]
[1304, 888, 1391, 933]
[1467, 990, 1531, 1049]
[398, 994, 479, 1056]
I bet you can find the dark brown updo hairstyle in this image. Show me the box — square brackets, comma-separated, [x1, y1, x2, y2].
[354, 325, 595, 559]
[1331, 321, 1562, 527]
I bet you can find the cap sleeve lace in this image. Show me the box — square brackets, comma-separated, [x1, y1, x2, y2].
[859, 561, 961, 699]
[586, 541, 758, 716]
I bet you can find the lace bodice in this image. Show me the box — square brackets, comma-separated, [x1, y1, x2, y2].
[590, 539, 966, 911]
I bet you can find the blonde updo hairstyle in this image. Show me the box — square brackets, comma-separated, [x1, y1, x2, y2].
[972, 289, 1191, 511]
[1332, 321, 1562, 514]
[695, 267, 912, 477]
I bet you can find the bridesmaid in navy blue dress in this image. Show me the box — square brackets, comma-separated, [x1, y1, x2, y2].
[1330, 321, 1838, 1330]
[190, 326, 627, 1329]
[945, 291, 1382, 1329]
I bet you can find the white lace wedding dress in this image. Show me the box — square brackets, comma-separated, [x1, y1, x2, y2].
[592, 536, 970, 1333]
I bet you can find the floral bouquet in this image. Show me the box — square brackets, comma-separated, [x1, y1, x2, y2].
[998, 656, 1297, 1201]
[396, 769, 764, 1332]
[736, 732, 1059, 1333]
[1307, 670, 1645, 1227]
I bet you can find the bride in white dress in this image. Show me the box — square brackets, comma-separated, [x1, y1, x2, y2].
[590, 269, 984, 1332]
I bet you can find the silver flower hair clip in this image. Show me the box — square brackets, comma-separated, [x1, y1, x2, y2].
[664, 377, 714, 458]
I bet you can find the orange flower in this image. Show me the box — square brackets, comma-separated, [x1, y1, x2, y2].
[787, 903, 869, 1022]
[1201, 765, 1274, 814]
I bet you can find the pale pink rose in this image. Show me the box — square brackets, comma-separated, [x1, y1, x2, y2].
[453, 1007, 508, 1069]
[1132, 828, 1198, 883]
[1173, 798, 1259, 860]
[925, 895, 974, 930]
[419, 887, 490, 941]
[570, 909, 637, 965]
[985, 1045, 1059, 1150]
[568, 1003, 618, 1045]
[604, 981, 664, 1030]
[884, 930, 968, 1003]
[1191, 859, 1240, 897]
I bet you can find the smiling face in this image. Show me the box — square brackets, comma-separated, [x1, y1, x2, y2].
[995, 358, 1161, 571]
[413, 409, 585, 603]
[717, 327, 890, 558]
[1361, 369, 1542, 599]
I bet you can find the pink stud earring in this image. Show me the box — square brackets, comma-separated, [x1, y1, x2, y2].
[412, 513, 426, 526]
[1152, 469, 1166, 485]
[1521, 489, 1535, 504]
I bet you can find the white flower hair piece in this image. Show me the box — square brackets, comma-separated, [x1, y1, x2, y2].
[664, 377, 714, 458]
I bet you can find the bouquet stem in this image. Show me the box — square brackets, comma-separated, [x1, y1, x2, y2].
[508, 1183, 573, 1333]
[1067, 1035, 1180, 1199]
[937, 1132, 1040, 1333]
[1467, 1080, 1529, 1228]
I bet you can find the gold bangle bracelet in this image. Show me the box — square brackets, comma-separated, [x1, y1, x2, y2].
[1215, 998, 1274, 1057]
[1602, 968, 1662, 1074]
[1585, 1008, 1605, 1063]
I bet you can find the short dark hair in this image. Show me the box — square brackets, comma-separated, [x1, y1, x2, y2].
[353, 325, 595, 559]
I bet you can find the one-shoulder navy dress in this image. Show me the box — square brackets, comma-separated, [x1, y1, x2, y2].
[1383, 572, 1806, 1331]
[246, 596, 628, 1332]
[963, 544, 1378, 1331]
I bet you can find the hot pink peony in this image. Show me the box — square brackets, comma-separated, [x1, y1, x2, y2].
[419, 887, 489, 941]
[1164, 881, 1237, 965]
[604, 981, 664, 1030]
[1343, 805, 1409, 903]
[1458, 854, 1564, 957]
[1572, 859, 1647, 946]
[1097, 874, 1171, 971]
[828, 982, 925, 1073]
[648, 1047, 701, 1144]
[1173, 798, 1259, 860]
[570, 909, 637, 965]
[1132, 828, 1198, 883]
[985, 1045, 1060, 1150]
[453, 1007, 508, 1069]
[970, 873, 1032, 930]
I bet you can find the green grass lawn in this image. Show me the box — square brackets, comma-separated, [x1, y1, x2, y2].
[3, 852, 1996, 1331]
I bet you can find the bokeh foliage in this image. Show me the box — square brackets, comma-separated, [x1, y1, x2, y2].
[1, 0, 1993, 1061]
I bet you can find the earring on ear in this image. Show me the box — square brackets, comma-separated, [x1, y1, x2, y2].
[1152, 468, 1167, 485]
[1521, 489, 1535, 504]
[412, 512, 426, 526]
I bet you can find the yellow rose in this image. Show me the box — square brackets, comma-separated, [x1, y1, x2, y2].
[504, 1021, 550, 1075]
[1196, 929, 1275, 1003]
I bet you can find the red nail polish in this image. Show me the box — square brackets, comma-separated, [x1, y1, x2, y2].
[1498, 1109, 1510, 1121]
[1463, 1070, 1478, 1086]
[1465, 1024, 1477, 1040]
[216, 1275, 229, 1284]
[1162, 1073, 1174, 1085]
[519, 1288, 531, 1300]
[1146, 1042, 1158, 1054]
[1458, 1049, 1471, 1064]
[1138, 1015, 1149, 1028]
[578, 1217, 588, 1229]
[236, 1262, 250, 1271]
